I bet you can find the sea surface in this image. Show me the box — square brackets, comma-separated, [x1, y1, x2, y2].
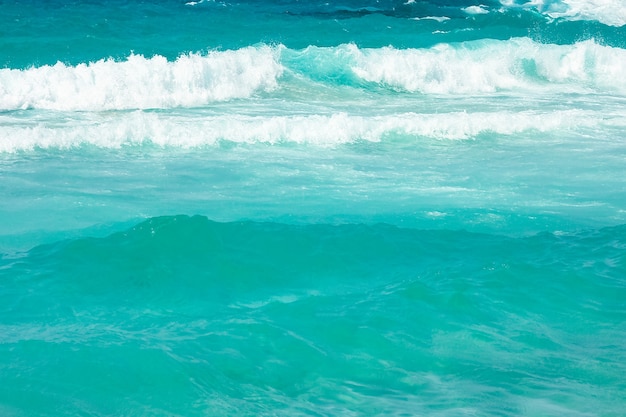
[1, 0, 626, 415]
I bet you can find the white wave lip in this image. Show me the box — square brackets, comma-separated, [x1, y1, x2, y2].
[0, 109, 616, 152]
[350, 39, 626, 94]
[502, 0, 626, 27]
[0, 46, 283, 111]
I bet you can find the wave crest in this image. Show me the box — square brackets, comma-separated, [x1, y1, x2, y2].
[2, 40, 626, 113]
[349, 39, 626, 94]
[0, 46, 283, 111]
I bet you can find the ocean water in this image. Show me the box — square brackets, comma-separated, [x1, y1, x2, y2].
[1, 0, 626, 415]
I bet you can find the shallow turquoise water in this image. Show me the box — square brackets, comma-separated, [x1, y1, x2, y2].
[2, 216, 625, 416]
[1, 1, 626, 415]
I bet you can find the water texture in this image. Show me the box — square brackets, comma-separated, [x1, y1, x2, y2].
[1, 1, 626, 415]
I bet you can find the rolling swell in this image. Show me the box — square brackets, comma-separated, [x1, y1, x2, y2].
[1, 215, 625, 415]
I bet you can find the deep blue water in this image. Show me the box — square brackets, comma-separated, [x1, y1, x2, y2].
[1, 1, 626, 415]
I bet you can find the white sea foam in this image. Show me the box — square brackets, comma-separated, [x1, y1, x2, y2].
[0, 109, 616, 152]
[0, 46, 283, 111]
[502, 0, 626, 26]
[2, 40, 625, 113]
[349, 39, 626, 94]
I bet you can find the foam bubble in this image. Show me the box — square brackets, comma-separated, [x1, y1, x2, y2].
[0, 109, 615, 152]
[0, 46, 283, 111]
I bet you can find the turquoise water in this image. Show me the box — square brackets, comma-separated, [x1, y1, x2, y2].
[1, 1, 626, 415]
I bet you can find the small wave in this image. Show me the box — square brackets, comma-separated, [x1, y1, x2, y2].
[411, 16, 451, 22]
[463, 5, 490, 15]
[7, 215, 626, 295]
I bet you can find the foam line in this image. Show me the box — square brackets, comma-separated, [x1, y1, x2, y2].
[0, 109, 618, 152]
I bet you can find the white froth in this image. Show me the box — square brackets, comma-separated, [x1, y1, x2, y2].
[350, 39, 626, 94]
[502, 0, 626, 27]
[0, 109, 615, 152]
[2, 40, 625, 113]
[0, 46, 283, 111]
